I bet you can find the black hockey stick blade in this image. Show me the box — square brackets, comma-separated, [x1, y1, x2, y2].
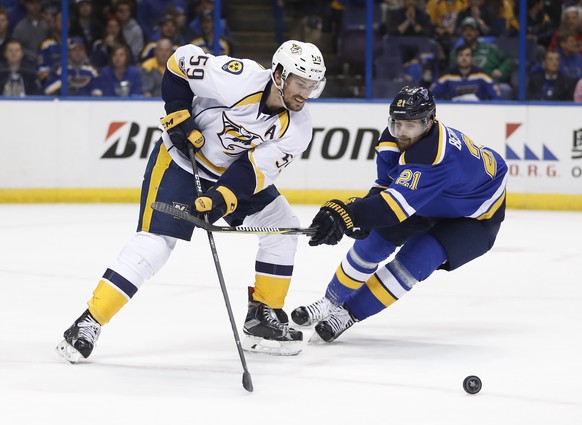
[242, 371, 253, 392]
[151, 202, 317, 236]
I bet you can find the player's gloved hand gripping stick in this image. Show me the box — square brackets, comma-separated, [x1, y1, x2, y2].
[308, 199, 356, 246]
[160, 109, 205, 155]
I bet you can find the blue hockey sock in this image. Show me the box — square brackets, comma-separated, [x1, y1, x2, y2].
[346, 233, 447, 320]
[325, 233, 397, 304]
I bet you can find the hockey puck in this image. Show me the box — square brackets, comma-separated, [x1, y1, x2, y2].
[463, 375, 482, 394]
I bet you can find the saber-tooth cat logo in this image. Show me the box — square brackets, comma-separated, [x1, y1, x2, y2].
[218, 112, 262, 156]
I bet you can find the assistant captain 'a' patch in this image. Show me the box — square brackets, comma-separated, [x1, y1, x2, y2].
[222, 60, 243, 75]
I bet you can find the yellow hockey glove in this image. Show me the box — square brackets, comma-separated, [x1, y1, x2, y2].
[193, 186, 238, 224]
[160, 110, 205, 154]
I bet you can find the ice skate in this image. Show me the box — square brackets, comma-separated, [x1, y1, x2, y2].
[291, 296, 335, 326]
[242, 299, 303, 356]
[56, 310, 101, 363]
[314, 304, 357, 342]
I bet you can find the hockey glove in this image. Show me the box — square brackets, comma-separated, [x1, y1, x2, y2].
[160, 110, 205, 155]
[343, 197, 370, 240]
[364, 186, 386, 198]
[309, 199, 355, 246]
[193, 186, 238, 224]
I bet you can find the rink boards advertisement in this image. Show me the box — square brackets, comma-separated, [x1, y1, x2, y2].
[0, 99, 581, 209]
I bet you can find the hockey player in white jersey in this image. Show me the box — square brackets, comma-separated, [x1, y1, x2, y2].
[56, 40, 326, 361]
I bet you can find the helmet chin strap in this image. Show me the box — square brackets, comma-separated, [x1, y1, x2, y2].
[272, 73, 290, 110]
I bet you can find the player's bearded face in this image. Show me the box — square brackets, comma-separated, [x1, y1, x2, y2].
[388, 118, 432, 150]
[282, 75, 318, 111]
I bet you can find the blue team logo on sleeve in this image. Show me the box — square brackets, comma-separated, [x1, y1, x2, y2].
[222, 60, 244, 75]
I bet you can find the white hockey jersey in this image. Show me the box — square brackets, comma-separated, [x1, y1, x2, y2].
[161, 44, 313, 198]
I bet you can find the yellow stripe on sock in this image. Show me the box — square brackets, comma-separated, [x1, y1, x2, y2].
[87, 280, 129, 325]
[366, 274, 397, 308]
[336, 265, 364, 290]
[252, 275, 291, 309]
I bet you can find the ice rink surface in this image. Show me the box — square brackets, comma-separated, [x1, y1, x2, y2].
[1, 204, 581, 424]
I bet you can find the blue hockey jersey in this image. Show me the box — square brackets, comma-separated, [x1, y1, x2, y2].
[350, 120, 507, 228]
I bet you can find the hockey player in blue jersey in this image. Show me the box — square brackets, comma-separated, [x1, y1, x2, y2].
[291, 86, 507, 342]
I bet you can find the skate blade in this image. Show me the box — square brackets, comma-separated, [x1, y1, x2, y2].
[55, 339, 82, 364]
[308, 332, 326, 344]
[242, 335, 302, 356]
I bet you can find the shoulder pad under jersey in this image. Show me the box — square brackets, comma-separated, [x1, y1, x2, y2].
[400, 121, 445, 165]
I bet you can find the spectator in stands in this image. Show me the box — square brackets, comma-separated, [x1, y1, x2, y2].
[139, 14, 182, 63]
[155, 13, 184, 45]
[38, 9, 62, 85]
[140, 38, 173, 97]
[456, 0, 496, 36]
[431, 42, 500, 100]
[0, 9, 9, 57]
[426, 0, 468, 54]
[7, 0, 28, 36]
[544, 0, 563, 29]
[137, 0, 185, 42]
[186, 0, 229, 41]
[44, 36, 102, 96]
[487, 0, 519, 36]
[190, 12, 231, 56]
[557, 30, 582, 80]
[114, 0, 143, 60]
[573, 77, 582, 101]
[526, 0, 555, 49]
[388, 0, 433, 36]
[548, 6, 582, 55]
[69, 0, 104, 55]
[400, 44, 426, 85]
[187, 0, 215, 33]
[172, 5, 189, 43]
[98, 42, 142, 97]
[91, 18, 132, 69]
[450, 17, 515, 84]
[286, 0, 325, 46]
[527, 49, 575, 101]
[0, 38, 40, 96]
[12, 0, 50, 64]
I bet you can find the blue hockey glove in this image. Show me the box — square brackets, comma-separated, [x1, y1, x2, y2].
[309, 199, 355, 246]
[160, 110, 205, 155]
[193, 186, 238, 224]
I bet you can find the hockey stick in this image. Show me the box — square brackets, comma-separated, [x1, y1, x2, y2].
[186, 145, 253, 393]
[151, 201, 317, 236]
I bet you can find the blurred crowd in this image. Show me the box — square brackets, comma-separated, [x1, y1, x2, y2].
[0, 0, 231, 97]
[1, 0, 582, 102]
[335, 0, 582, 101]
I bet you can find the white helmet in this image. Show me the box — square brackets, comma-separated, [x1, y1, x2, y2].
[271, 40, 326, 99]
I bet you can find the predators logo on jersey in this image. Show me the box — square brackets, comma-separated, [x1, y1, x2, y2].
[222, 60, 244, 75]
[218, 112, 263, 155]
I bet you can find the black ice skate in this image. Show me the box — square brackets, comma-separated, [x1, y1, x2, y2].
[55, 309, 101, 363]
[242, 298, 303, 356]
[291, 296, 335, 326]
[314, 304, 357, 342]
